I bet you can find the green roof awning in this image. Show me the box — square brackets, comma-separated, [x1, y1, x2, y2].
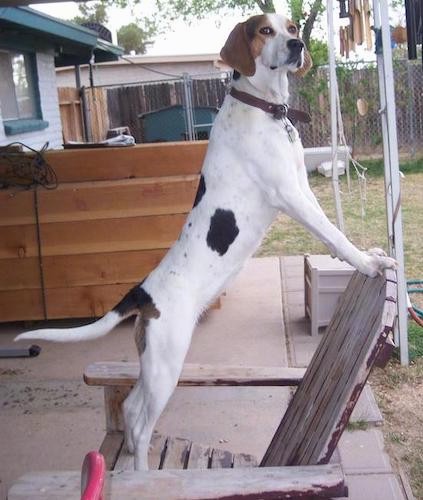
[0, 6, 123, 66]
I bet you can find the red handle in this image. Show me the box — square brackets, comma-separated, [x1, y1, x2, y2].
[81, 452, 106, 500]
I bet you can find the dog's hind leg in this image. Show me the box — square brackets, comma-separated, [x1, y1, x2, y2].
[123, 300, 196, 470]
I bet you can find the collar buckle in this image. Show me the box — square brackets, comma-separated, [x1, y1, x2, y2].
[271, 104, 288, 120]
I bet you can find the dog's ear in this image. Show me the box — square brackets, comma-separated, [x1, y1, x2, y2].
[220, 21, 256, 77]
[295, 43, 313, 78]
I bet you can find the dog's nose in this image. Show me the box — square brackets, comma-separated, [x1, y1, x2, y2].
[287, 39, 304, 52]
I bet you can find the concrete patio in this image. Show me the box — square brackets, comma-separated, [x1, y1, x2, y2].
[0, 256, 411, 499]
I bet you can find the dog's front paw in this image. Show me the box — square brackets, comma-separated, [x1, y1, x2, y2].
[362, 249, 397, 277]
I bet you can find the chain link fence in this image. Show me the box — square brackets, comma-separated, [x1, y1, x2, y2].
[101, 59, 422, 157]
[290, 59, 423, 156]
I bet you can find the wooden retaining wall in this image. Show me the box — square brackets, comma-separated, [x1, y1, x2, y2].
[0, 142, 206, 322]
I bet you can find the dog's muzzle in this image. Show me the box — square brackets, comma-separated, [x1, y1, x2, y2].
[286, 38, 304, 67]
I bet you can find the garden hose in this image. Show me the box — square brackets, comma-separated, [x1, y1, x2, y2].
[407, 279, 423, 327]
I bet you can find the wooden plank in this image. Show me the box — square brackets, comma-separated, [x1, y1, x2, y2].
[83, 362, 306, 388]
[32, 142, 206, 183]
[46, 283, 136, 319]
[104, 386, 131, 433]
[0, 256, 40, 291]
[44, 283, 138, 319]
[114, 445, 135, 471]
[161, 437, 191, 470]
[185, 443, 211, 469]
[260, 271, 396, 468]
[0, 249, 166, 291]
[58, 87, 83, 143]
[149, 434, 168, 470]
[0, 283, 140, 321]
[41, 249, 165, 290]
[99, 432, 124, 471]
[210, 448, 233, 469]
[0, 214, 186, 259]
[0, 176, 198, 226]
[8, 464, 347, 499]
[0, 288, 44, 321]
[232, 453, 258, 468]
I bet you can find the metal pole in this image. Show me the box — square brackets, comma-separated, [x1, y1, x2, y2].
[327, 0, 345, 232]
[182, 73, 195, 141]
[373, 0, 409, 365]
[75, 65, 90, 142]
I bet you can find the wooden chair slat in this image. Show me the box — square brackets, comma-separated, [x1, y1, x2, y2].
[232, 452, 258, 468]
[186, 443, 212, 469]
[161, 437, 191, 470]
[114, 445, 135, 471]
[84, 363, 305, 387]
[99, 432, 124, 471]
[261, 270, 397, 467]
[149, 434, 168, 470]
[210, 448, 234, 469]
[9, 464, 347, 499]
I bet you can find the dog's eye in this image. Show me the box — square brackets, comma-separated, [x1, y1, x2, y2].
[287, 24, 298, 35]
[259, 26, 274, 36]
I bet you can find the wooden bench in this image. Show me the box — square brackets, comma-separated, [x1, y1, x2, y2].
[9, 269, 397, 499]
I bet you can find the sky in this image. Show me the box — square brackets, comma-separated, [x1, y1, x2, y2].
[30, 1, 401, 59]
[30, 1, 257, 55]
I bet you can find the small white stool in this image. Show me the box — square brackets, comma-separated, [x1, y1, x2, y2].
[304, 254, 355, 336]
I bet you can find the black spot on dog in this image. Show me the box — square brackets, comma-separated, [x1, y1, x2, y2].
[232, 70, 241, 80]
[113, 284, 160, 320]
[188, 222, 192, 228]
[114, 284, 161, 355]
[206, 209, 239, 256]
[193, 174, 206, 208]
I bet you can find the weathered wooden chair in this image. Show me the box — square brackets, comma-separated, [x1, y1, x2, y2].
[9, 269, 397, 499]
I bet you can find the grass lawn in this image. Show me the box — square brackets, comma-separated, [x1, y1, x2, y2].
[256, 157, 423, 498]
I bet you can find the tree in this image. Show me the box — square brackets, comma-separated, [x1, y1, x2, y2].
[72, 2, 109, 25]
[117, 22, 156, 54]
[155, 0, 324, 48]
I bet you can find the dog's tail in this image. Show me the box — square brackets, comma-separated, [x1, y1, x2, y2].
[14, 311, 123, 343]
[14, 285, 142, 343]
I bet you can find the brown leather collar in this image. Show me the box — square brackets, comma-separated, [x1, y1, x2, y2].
[229, 88, 311, 124]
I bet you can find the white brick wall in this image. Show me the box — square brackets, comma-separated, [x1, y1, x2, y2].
[0, 48, 63, 150]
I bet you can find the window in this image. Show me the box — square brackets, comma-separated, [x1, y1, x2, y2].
[0, 49, 49, 135]
[0, 50, 39, 120]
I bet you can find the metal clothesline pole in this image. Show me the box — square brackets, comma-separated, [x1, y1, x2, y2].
[372, 0, 409, 365]
[327, 0, 345, 232]
[327, 0, 409, 364]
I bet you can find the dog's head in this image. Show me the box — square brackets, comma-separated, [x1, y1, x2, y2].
[220, 14, 312, 78]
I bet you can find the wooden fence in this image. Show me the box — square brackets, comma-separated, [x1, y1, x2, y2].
[0, 142, 206, 322]
[107, 77, 229, 143]
[58, 87, 109, 143]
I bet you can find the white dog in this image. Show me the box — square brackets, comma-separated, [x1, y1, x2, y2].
[17, 14, 396, 470]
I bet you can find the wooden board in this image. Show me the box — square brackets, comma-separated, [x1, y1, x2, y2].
[0, 175, 198, 226]
[84, 362, 306, 387]
[99, 432, 124, 471]
[261, 269, 397, 468]
[0, 288, 44, 321]
[0, 283, 140, 321]
[8, 464, 346, 499]
[0, 249, 166, 291]
[0, 143, 205, 321]
[0, 142, 207, 184]
[0, 214, 186, 259]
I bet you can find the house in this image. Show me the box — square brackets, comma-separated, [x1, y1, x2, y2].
[0, 6, 123, 150]
[55, 53, 228, 88]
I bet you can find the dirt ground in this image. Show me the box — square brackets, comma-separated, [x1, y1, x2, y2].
[370, 359, 423, 499]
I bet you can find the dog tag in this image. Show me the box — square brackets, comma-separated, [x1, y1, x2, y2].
[284, 120, 296, 143]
